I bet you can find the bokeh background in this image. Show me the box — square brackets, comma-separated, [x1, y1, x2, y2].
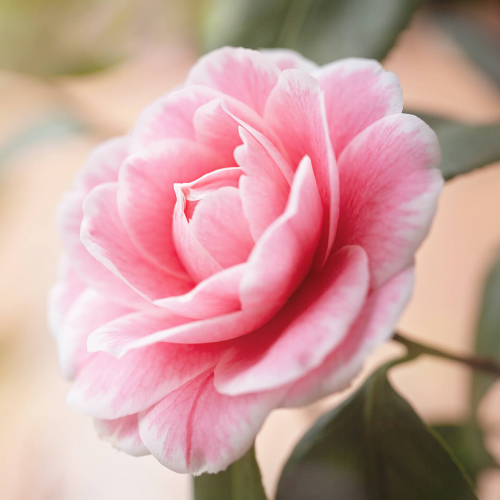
[1, 0, 500, 498]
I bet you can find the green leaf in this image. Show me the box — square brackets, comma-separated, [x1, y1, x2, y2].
[432, 421, 498, 484]
[471, 254, 500, 410]
[193, 445, 267, 500]
[200, 0, 425, 64]
[416, 113, 500, 181]
[276, 361, 477, 500]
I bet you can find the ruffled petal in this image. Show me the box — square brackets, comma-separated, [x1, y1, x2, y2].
[185, 47, 281, 115]
[118, 139, 224, 277]
[94, 415, 149, 457]
[259, 49, 318, 73]
[215, 246, 369, 395]
[240, 156, 322, 311]
[236, 127, 290, 241]
[264, 69, 339, 265]
[139, 371, 283, 474]
[335, 114, 443, 287]
[283, 267, 415, 407]
[68, 342, 222, 419]
[313, 58, 403, 156]
[81, 183, 193, 301]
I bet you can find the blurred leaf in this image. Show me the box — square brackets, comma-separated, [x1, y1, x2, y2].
[416, 113, 500, 180]
[471, 254, 500, 410]
[193, 445, 267, 500]
[432, 422, 498, 484]
[200, 0, 425, 63]
[0, 112, 86, 172]
[432, 9, 500, 86]
[276, 360, 477, 500]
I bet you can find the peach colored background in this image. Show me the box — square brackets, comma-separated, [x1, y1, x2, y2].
[0, 11, 500, 500]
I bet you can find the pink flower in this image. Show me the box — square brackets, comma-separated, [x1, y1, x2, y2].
[49, 47, 442, 474]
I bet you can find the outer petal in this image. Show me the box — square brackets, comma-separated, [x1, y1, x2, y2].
[185, 47, 281, 115]
[139, 371, 284, 474]
[68, 342, 222, 419]
[88, 306, 273, 352]
[155, 264, 245, 320]
[283, 267, 415, 407]
[215, 246, 369, 395]
[118, 140, 224, 277]
[313, 58, 403, 156]
[81, 183, 193, 301]
[48, 257, 86, 337]
[236, 127, 290, 241]
[264, 69, 338, 265]
[335, 114, 443, 287]
[94, 415, 149, 457]
[57, 289, 133, 379]
[240, 156, 322, 311]
[259, 49, 318, 73]
[75, 136, 129, 193]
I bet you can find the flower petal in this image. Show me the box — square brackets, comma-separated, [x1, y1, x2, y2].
[156, 264, 245, 320]
[58, 289, 133, 379]
[236, 127, 290, 241]
[94, 415, 149, 457]
[264, 69, 339, 266]
[283, 267, 415, 407]
[82, 183, 193, 301]
[240, 155, 322, 311]
[68, 342, 222, 419]
[118, 139, 224, 277]
[313, 58, 403, 156]
[215, 246, 369, 395]
[185, 47, 281, 115]
[139, 371, 283, 474]
[335, 113, 443, 287]
[260, 49, 318, 73]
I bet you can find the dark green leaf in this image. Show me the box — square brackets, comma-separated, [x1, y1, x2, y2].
[471, 254, 500, 410]
[276, 361, 477, 500]
[193, 445, 267, 500]
[415, 113, 500, 181]
[200, 0, 425, 63]
[432, 422, 498, 484]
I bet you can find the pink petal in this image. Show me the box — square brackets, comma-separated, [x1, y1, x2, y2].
[58, 191, 148, 308]
[82, 183, 193, 301]
[88, 306, 272, 352]
[283, 267, 415, 407]
[94, 414, 149, 457]
[259, 49, 318, 73]
[240, 156, 322, 311]
[335, 113, 443, 287]
[130, 85, 223, 153]
[264, 69, 339, 266]
[138, 371, 283, 474]
[190, 186, 254, 268]
[117, 139, 224, 277]
[236, 127, 290, 240]
[185, 47, 281, 115]
[155, 264, 245, 320]
[172, 184, 224, 283]
[75, 136, 129, 193]
[57, 289, 133, 379]
[68, 342, 222, 419]
[215, 246, 369, 395]
[48, 257, 87, 337]
[313, 58, 403, 156]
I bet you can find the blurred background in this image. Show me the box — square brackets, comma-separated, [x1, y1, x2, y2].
[0, 0, 500, 498]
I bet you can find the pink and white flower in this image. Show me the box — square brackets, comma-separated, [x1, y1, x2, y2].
[49, 47, 442, 474]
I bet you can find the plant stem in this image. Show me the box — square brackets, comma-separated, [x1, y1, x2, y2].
[232, 445, 268, 500]
[393, 332, 500, 377]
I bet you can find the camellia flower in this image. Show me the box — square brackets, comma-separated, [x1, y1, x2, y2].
[49, 47, 443, 475]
